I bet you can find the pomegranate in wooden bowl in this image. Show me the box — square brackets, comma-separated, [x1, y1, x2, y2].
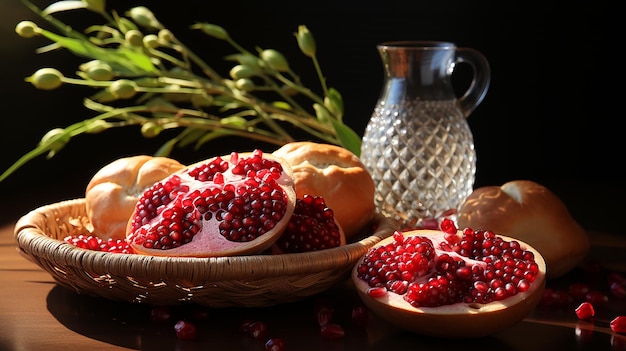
[351, 219, 546, 338]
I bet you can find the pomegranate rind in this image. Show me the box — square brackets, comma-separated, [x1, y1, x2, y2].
[351, 229, 546, 338]
[126, 151, 296, 257]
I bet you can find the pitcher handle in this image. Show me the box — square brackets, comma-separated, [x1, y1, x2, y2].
[456, 48, 491, 118]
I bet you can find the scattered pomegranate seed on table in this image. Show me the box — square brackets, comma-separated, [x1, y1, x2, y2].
[575, 302, 595, 320]
[611, 316, 626, 333]
[265, 337, 287, 351]
[173, 320, 197, 340]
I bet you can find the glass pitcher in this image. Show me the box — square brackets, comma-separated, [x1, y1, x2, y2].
[360, 41, 491, 229]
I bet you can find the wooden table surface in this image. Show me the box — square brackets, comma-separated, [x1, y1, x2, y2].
[2, 218, 626, 350]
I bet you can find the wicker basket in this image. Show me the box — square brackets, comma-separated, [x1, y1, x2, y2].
[14, 198, 397, 307]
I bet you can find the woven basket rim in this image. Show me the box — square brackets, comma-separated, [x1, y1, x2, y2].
[14, 198, 397, 283]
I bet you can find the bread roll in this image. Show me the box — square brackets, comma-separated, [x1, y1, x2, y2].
[273, 142, 376, 239]
[457, 180, 589, 279]
[85, 155, 185, 240]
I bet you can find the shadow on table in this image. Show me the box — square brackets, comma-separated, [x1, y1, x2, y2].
[44, 283, 599, 351]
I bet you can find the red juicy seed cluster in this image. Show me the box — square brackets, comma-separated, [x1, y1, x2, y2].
[357, 228, 539, 307]
[129, 151, 290, 250]
[64, 235, 135, 254]
[275, 195, 342, 253]
[356, 231, 436, 295]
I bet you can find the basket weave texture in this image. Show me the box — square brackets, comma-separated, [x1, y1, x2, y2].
[14, 198, 396, 307]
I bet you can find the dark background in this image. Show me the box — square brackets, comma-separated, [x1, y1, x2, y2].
[0, 0, 623, 232]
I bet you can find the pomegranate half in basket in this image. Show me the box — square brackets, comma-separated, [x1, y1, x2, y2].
[126, 150, 296, 257]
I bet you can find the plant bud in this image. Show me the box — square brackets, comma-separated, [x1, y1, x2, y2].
[125, 29, 144, 47]
[192, 23, 229, 40]
[127, 6, 163, 29]
[81, 61, 114, 81]
[141, 122, 163, 138]
[15, 21, 39, 38]
[220, 116, 247, 128]
[143, 34, 160, 49]
[28, 68, 63, 90]
[260, 49, 289, 72]
[229, 65, 258, 80]
[235, 78, 255, 92]
[158, 29, 175, 44]
[236, 54, 261, 69]
[84, 120, 111, 134]
[295, 25, 316, 57]
[39, 128, 70, 153]
[109, 79, 138, 99]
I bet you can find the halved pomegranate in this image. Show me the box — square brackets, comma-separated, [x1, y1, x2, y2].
[126, 150, 296, 257]
[351, 224, 546, 338]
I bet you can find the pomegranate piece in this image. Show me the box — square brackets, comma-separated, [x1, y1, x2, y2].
[272, 194, 345, 254]
[64, 235, 135, 254]
[319, 323, 345, 340]
[248, 321, 269, 340]
[574, 302, 595, 320]
[351, 304, 369, 327]
[351, 227, 546, 338]
[611, 282, 626, 299]
[150, 306, 171, 322]
[174, 320, 197, 340]
[126, 150, 296, 257]
[611, 316, 626, 333]
[265, 338, 286, 351]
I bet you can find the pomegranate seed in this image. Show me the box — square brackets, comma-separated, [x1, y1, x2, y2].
[439, 218, 457, 234]
[265, 338, 286, 351]
[174, 320, 197, 340]
[249, 321, 269, 339]
[574, 302, 595, 320]
[585, 290, 609, 306]
[611, 316, 626, 333]
[150, 306, 171, 322]
[239, 319, 256, 333]
[367, 287, 388, 298]
[569, 283, 591, 301]
[320, 323, 345, 340]
[608, 272, 626, 285]
[64, 235, 135, 254]
[351, 304, 369, 327]
[611, 282, 626, 299]
[316, 306, 334, 327]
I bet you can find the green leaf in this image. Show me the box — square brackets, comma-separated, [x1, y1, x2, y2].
[195, 130, 233, 149]
[177, 128, 206, 148]
[154, 138, 177, 157]
[330, 118, 362, 156]
[38, 28, 155, 74]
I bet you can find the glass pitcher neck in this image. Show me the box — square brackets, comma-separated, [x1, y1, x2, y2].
[378, 41, 458, 101]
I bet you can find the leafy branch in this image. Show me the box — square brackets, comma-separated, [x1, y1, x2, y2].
[1, 0, 362, 182]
